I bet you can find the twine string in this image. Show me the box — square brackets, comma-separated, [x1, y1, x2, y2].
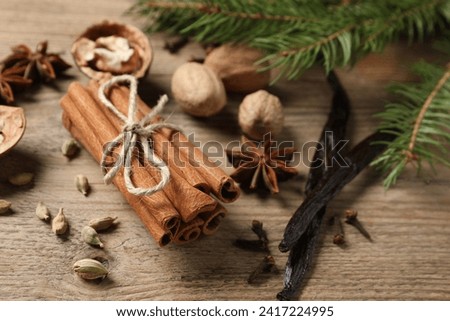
[98, 74, 181, 196]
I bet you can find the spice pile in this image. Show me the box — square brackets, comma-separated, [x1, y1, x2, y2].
[60, 78, 239, 246]
[0, 17, 403, 299]
[0, 41, 71, 105]
[170, 42, 298, 194]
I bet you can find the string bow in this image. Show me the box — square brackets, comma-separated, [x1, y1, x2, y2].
[98, 74, 180, 196]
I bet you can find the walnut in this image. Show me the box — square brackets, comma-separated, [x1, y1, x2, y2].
[171, 62, 227, 117]
[71, 20, 152, 81]
[238, 90, 284, 140]
[204, 44, 271, 94]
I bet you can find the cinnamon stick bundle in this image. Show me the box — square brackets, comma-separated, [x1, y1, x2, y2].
[60, 80, 239, 246]
[106, 84, 241, 203]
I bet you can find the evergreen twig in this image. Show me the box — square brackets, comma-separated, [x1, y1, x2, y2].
[372, 61, 450, 188]
[130, 0, 449, 80]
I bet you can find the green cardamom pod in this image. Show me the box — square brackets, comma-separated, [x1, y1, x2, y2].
[82, 226, 104, 248]
[73, 258, 108, 280]
[8, 172, 34, 186]
[89, 216, 118, 231]
[52, 208, 68, 235]
[75, 174, 90, 196]
[0, 199, 12, 215]
[61, 139, 80, 158]
[35, 201, 51, 221]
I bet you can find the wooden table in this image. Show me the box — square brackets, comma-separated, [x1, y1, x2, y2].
[1, 0, 449, 300]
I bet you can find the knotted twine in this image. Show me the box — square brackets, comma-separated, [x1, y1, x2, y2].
[98, 74, 181, 196]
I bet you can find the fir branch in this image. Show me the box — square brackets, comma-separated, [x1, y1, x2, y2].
[362, 0, 445, 52]
[131, 0, 448, 81]
[372, 61, 450, 188]
[144, 1, 320, 22]
[408, 64, 450, 155]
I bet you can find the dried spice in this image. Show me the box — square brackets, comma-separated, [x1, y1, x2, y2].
[233, 220, 269, 253]
[226, 135, 297, 194]
[279, 130, 394, 253]
[345, 209, 372, 241]
[171, 62, 227, 117]
[278, 71, 350, 301]
[238, 90, 284, 140]
[35, 201, 51, 222]
[75, 174, 90, 196]
[233, 220, 278, 283]
[52, 208, 68, 235]
[8, 172, 34, 186]
[204, 43, 271, 94]
[61, 78, 239, 246]
[89, 216, 118, 231]
[61, 139, 80, 158]
[81, 226, 104, 248]
[0, 65, 32, 104]
[333, 216, 346, 245]
[73, 258, 108, 280]
[1, 41, 71, 82]
[247, 255, 278, 284]
[0, 199, 12, 214]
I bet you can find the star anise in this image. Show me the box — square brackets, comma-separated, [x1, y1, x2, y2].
[226, 135, 298, 194]
[0, 65, 32, 104]
[1, 41, 71, 82]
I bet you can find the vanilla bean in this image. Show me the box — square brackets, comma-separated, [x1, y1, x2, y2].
[279, 130, 395, 253]
[277, 71, 350, 300]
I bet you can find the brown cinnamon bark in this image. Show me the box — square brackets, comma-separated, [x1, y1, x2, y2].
[87, 82, 220, 223]
[60, 84, 180, 244]
[61, 101, 173, 246]
[102, 83, 212, 193]
[199, 203, 227, 236]
[111, 85, 241, 203]
[172, 217, 204, 244]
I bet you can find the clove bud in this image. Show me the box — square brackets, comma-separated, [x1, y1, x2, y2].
[345, 209, 372, 241]
[247, 255, 278, 284]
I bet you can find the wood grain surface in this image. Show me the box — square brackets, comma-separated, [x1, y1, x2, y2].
[0, 0, 449, 301]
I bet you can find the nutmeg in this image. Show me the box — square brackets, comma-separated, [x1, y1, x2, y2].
[238, 90, 284, 140]
[204, 44, 271, 93]
[171, 62, 227, 117]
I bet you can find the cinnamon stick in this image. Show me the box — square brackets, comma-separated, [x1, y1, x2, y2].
[101, 82, 212, 193]
[87, 82, 219, 223]
[61, 107, 173, 246]
[172, 217, 204, 244]
[199, 203, 227, 236]
[60, 84, 180, 242]
[109, 85, 241, 203]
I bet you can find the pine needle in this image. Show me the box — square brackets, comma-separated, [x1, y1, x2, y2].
[372, 61, 450, 188]
[130, 0, 449, 81]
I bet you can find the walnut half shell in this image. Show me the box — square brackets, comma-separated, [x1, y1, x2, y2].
[0, 105, 26, 157]
[71, 20, 152, 81]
